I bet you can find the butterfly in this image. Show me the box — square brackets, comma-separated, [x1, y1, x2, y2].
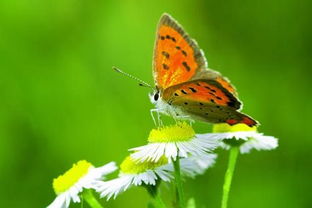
[148, 13, 258, 127]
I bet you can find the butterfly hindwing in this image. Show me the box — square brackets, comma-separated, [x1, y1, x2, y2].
[162, 79, 257, 126]
[192, 68, 238, 96]
[153, 13, 207, 90]
[163, 79, 241, 109]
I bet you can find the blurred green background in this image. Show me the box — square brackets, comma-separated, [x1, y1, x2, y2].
[1, 0, 311, 207]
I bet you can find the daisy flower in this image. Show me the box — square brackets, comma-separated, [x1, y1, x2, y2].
[47, 160, 117, 208]
[130, 122, 218, 162]
[209, 123, 278, 153]
[95, 154, 216, 200]
[94, 156, 171, 200]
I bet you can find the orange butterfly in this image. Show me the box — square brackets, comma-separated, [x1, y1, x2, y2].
[148, 13, 258, 127]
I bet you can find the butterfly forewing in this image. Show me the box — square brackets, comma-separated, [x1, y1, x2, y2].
[153, 14, 238, 96]
[153, 14, 207, 89]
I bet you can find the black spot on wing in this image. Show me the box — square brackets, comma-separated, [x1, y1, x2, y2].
[161, 51, 170, 59]
[181, 89, 187, 94]
[199, 79, 241, 109]
[162, 64, 169, 70]
[164, 34, 177, 43]
[227, 101, 236, 108]
[182, 61, 191, 71]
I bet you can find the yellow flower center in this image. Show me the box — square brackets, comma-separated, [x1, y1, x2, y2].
[53, 160, 93, 195]
[213, 123, 257, 133]
[120, 156, 168, 174]
[148, 122, 195, 143]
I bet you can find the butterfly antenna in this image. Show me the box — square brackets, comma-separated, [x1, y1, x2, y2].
[113, 67, 153, 89]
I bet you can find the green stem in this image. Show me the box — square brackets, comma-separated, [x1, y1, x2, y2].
[173, 157, 185, 208]
[145, 184, 167, 208]
[151, 193, 167, 208]
[221, 146, 239, 208]
[82, 189, 104, 208]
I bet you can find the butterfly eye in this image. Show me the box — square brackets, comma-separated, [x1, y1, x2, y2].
[154, 93, 159, 101]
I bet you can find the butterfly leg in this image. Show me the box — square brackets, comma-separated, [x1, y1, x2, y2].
[158, 111, 164, 127]
[150, 109, 164, 127]
[150, 109, 158, 126]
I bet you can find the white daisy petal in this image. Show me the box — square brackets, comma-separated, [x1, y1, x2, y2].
[64, 194, 71, 208]
[47, 194, 67, 208]
[155, 167, 173, 182]
[69, 188, 81, 203]
[165, 143, 178, 159]
[96, 175, 134, 199]
[201, 131, 259, 141]
[180, 154, 217, 177]
[240, 134, 278, 154]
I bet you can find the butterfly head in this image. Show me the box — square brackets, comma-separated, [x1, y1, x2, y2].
[149, 89, 161, 104]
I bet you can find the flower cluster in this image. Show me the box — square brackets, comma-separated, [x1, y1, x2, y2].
[46, 122, 278, 208]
